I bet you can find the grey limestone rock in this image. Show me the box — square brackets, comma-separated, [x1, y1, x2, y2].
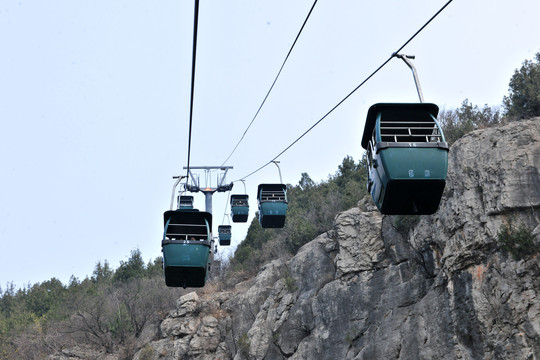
[136, 118, 540, 360]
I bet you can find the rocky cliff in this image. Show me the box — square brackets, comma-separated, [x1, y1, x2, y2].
[135, 118, 540, 360]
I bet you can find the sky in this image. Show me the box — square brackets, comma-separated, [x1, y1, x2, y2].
[1, 0, 539, 289]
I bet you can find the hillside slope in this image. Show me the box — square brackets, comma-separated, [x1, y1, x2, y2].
[130, 118, 540, 360]
[45, 118, 539, 360]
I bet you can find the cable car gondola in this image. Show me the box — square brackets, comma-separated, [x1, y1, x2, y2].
[361, 103, 449, 215]
[218, 225, 232, 246]
[230, 194, 249, 222]
[257, 183, 288, 228]
[161, 209, 212, 288]
[178, 195, 194, 209]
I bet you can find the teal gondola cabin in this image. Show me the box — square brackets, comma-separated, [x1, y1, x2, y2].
[361, 103, 449, 215]
[161, 209, 212, 288]
[230, 194, 249, 222]
[178, 195, 194, 209]
[257, 183, 288, 228]
[218, 225, 232, 246]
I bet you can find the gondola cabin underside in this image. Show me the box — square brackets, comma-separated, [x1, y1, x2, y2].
[162, 243, 210, 287]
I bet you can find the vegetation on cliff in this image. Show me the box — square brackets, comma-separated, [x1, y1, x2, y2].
[229, 51, 540, 274]
[0, 250, 185, 359]
[229, 155, 368, 276]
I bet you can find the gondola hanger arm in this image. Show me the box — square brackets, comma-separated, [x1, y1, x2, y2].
[393, 53, 424, 103]
[272, 161, 283, 184]
[170, 175, 186, 210]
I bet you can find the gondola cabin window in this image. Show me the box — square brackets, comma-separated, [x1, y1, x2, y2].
[260, 190, 286, 202]
[378, 115, 443, 143]
[232, 197, 248, 206]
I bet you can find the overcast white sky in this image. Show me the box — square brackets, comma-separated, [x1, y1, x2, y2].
[1, 0, 538, 288]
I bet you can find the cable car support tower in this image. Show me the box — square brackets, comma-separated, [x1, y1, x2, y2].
[183, 166, 234, 215]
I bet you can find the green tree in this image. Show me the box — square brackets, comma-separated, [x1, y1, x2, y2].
[230, 156, 369, 272]
[298, 172, 315, 190]
[0, 282, 17, 317]
[438, 99, 500, 145]
[0, 249, 181, 359]
[336, 155, 360, 187]
[113, 249, 146, 283]
[146, 257, 163, 277]
[498, 217, 538, 260]
[237, 216, 272, 252]
[503, 52, 540, 119]
[23, 278, 66, 319]
[456, 99, 500, 128]
[92, 260, 113, 283]
[232, 217, 269, 271]
[335, 155, 368, 209]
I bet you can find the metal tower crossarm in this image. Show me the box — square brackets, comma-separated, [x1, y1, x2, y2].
[182, 166, 234, 214]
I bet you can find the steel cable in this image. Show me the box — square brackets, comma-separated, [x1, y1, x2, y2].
[236, 0, 454, 182]
[220, 0, 319, 167]
[185, 0, 200, 183]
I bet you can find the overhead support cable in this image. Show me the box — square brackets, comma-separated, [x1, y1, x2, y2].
[236, 0, 454, 182]
[185, 0, 200, 183]
[221, 191, 231, 225]
[220, 0, 319, 167]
